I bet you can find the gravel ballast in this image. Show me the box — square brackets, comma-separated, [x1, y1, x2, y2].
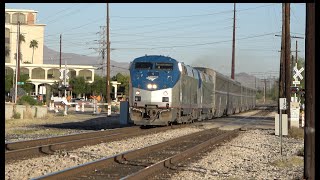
[5, 127, 303, 180]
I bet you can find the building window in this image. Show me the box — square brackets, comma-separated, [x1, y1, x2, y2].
[5, 28, 10, 63]
[27, 13, 35, 24]
[5, 28, 10, 44]
[12, 13, 26, 24]
[5, 13, 10, 23]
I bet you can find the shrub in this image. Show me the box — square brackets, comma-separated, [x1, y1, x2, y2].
[13, 111, 21, 119]
[111, 105, 119, 112]
[17, 95, 38, 106]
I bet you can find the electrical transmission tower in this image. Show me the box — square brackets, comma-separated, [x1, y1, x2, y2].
[90, 26, 106, 76]
[90, 26, 107, 98]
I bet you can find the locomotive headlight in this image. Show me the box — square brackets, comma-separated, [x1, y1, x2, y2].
[147, 84, 152, 89]
[152, 84, 157, 89]
[135, 90, 140, 95]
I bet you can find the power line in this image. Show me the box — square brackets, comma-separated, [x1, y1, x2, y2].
[37, 3, 81, 23]
[111, 32, 280, 50]
[113, 17, 233, 32]
[111, 4, 276, 19]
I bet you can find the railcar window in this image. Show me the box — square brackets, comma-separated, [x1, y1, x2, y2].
[155, 63, 173, 70]
[135, 62, 153, 69]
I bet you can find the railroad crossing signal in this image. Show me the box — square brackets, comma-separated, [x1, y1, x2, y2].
[290, 86, 299, 94]
[59, 69, 69, 80]
[293, 65, 304, 81]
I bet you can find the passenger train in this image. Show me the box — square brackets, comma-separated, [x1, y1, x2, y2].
[129, 55, 256, 126]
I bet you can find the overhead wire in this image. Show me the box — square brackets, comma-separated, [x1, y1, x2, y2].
[111, 32, 280, 50]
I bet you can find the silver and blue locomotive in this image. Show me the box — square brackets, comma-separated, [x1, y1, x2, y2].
[129, 55, 256, 126]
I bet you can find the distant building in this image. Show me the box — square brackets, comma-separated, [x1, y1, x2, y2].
[5, 9, 45, 64]
[5, 8, 95, 96]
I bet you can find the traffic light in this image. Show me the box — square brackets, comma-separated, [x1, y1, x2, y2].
[290, 86, 299, 94]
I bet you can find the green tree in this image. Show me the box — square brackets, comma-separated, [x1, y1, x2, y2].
[5, 74, 13, 94]
[29, 40, 38, 64]
[69, 76, 87, 97]
[51, 81, 60, 96]
[111, 73, 130, 97]
[20, 74, 33, 94]
[14, 34, 26, 62]
[90, 74, 106, 97]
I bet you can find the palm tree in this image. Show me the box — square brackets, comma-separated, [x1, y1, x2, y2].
[18, 34, 25, 62]
[29, 40, 38, 64]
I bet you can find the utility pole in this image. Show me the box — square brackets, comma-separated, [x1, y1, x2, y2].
[261, 78, 270, 104]
[231, 3, 236, 80]
[278, 3, 286, 114]
[17, 22, 21, 85]
[304, 3, 315, 180]
[90, 26, 106, 97]
[264, 79, 266, 103]
[60, 34, 62, 69]
[291, 55, 295, 80]
[284, 3, 291, 120]
[13, 21, 20, 103]
[99, 26, 106, 78]
[295, 40, 298, 64]
[59, 34, 62, 97]
[106, 3, 111, 106]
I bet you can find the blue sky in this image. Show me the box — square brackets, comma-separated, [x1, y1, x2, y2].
[5, 3, 306, 77]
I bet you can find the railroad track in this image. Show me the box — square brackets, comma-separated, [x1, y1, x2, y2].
[6, 106, 275, 163]
[5, 125, 188, 163]
[32, 127, 240, 180]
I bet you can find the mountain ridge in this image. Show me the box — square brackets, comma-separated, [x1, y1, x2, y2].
[43, 46, 272, 89]
[43, 45, 130, 77]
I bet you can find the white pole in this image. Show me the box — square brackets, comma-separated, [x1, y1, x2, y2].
[280, 108, 282, 155]
[14, 22, 20, 104]
[64, 61, 68, 115]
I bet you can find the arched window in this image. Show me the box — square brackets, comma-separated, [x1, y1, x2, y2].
[12, 13, 26, 24]
[79, 70, 92, 81]
[5, 28, 10, 44]
[5, 13, 10, 23]
[27, 13, 34, 24]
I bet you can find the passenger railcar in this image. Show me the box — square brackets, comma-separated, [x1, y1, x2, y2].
[129, 55, 256, 126]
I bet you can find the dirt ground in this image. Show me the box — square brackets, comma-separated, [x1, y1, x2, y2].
[5, 111, 130, 142]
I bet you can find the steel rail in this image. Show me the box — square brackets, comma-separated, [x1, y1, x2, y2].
[6, 125, 187, 162]
[31, 127, 224, 180]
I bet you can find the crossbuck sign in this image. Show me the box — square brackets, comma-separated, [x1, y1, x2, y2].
[293, 66, 304, 81]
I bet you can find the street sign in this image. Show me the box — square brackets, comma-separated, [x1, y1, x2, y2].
[17, 82, 25, 85]
[279, 98, 287, 110]
[293, 81, 300, 85]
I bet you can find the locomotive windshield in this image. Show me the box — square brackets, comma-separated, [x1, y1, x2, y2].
[135, 62, 153, 69]
[155, 63, 173, 70]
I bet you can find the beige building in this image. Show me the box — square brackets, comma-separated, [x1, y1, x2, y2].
[5, 8, 95, 96]
[5, 9, 45, 64]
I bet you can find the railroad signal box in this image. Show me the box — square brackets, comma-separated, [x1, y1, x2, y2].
[290, 102, 300, 128]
